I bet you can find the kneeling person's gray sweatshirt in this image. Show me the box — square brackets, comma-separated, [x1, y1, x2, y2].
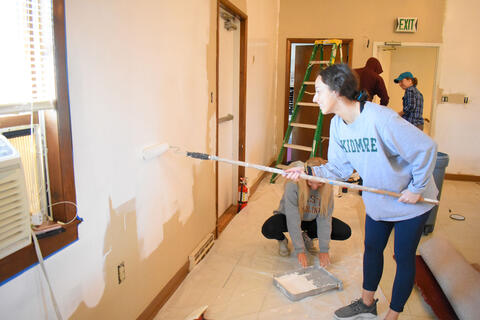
[275, 182, 333, 255]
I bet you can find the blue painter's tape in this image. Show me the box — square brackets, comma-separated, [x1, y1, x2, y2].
[0, 217, 84, 287]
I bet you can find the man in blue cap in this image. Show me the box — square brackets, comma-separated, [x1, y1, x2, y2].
[394, 72, 424, 130]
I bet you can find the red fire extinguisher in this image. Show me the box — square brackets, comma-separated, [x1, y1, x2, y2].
[237, 177, 248, 212]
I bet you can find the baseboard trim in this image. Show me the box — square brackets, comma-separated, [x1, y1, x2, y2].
[217, 205, 237, 235]
[445, 173, 480, 182]
[137, 261, 190, 320]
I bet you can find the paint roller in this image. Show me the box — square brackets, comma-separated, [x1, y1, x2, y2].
[142, 143, 171, 161]
[142, 143, 439, 205]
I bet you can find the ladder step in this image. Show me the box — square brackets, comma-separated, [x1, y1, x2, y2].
[303, 81, 315, 85]
[297, 102, 318, 107]
[290, 123, 317, 129]
[284, 144, 313, 152]
[310, 61, 330, 65]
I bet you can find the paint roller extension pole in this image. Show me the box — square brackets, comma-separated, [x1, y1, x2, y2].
[186, 151, 439, 206]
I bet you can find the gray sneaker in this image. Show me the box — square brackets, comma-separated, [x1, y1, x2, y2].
[334, 298, 378, 320]
[278, 238, 290, 256]
[302, 231, 317, 254]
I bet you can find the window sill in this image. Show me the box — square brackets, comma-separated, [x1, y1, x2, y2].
[0, 218, 82, 285]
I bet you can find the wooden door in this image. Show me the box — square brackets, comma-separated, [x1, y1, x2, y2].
[218, 7, 240, 218]
[288, 40, 352, 162]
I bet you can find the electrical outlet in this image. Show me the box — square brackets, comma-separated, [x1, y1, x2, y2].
[117, 262, 125, 284]
[441, 96, 448, 103]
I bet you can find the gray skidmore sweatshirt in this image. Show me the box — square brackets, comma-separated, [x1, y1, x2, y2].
[275, 182, 333, 254]
[312, 102, 438, 221]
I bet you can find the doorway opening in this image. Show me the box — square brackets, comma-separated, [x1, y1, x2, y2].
[284, 38, 353, 163]
[373, 42, 440, 136]
[216, 0, 247, 236]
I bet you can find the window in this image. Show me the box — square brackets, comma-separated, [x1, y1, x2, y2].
[0, 0, 79, 285]
[0, 0, 56, 113]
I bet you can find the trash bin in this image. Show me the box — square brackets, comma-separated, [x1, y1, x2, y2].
[423, 152, 449, 235]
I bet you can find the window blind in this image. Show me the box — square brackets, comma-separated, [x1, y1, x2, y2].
[0, 0, 56, 115]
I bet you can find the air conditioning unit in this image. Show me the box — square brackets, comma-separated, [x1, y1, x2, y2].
[0, 135, 31, 259]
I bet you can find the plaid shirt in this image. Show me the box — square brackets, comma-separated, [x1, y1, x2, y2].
[402, 86, 424, 125]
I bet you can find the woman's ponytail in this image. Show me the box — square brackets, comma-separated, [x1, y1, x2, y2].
[355, 90, 368, 102]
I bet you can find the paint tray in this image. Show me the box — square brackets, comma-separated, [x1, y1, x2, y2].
[273, 266, 343, 301]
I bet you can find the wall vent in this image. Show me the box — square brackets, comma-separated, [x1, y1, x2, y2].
[188, 233, 215, 271]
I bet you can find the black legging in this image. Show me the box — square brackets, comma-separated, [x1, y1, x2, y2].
[261, 214, 351, 241]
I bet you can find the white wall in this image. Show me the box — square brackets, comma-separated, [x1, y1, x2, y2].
[434, 0, 480, 175]
[0, 0, 282, 318]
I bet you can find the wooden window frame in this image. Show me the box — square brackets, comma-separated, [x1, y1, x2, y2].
[0, 0, 79, 284]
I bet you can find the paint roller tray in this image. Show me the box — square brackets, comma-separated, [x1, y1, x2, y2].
[273, 266, 343, 301]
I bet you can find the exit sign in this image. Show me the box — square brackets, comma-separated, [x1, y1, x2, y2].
[396, 17, 418, 33]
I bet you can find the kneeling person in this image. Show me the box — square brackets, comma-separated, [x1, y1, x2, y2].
[261, 157, 351, 268]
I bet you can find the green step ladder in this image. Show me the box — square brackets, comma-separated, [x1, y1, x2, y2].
[270, 39, 343, 183]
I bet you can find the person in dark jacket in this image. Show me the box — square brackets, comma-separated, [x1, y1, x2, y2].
[354, 57, 389, 106]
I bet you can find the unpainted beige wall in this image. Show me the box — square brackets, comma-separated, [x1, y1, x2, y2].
[275, 0, 446, 153]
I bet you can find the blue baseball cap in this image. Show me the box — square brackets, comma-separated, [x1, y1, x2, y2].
[394, 71, 414, 83]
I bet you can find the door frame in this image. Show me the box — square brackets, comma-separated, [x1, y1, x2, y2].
[215, 0, 247, 236]
[372, 41, 441, 136]
[283, 38, 353, 149]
